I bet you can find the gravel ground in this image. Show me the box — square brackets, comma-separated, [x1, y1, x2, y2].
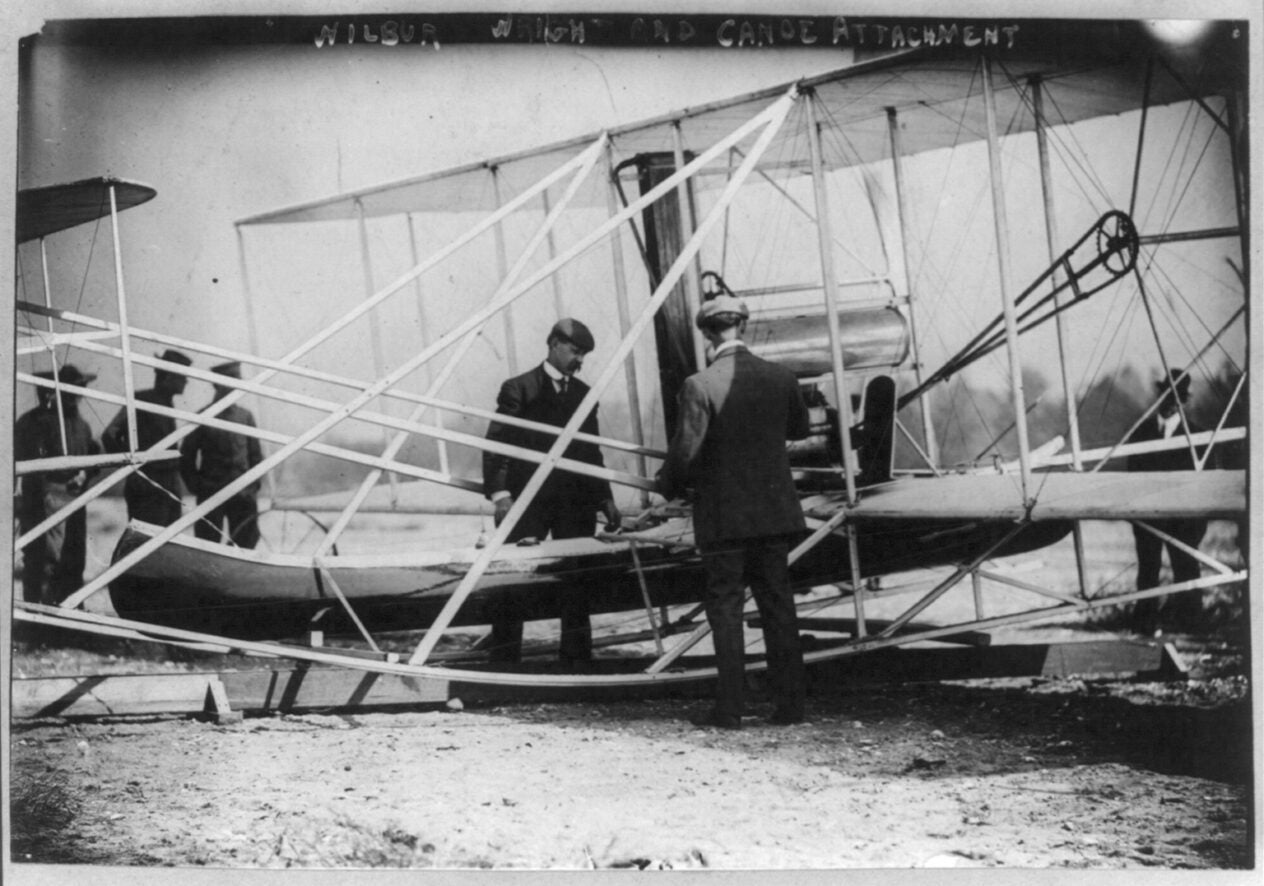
[7, 627, 1255, 873]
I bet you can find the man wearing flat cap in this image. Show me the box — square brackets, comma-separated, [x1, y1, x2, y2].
[1126, 367, 1210, 633]
[657, 295, 811, 729]
[103, 348, 193, 526]
[482, 318, 622, 665]
[180, 361, 264, 548]
[15, 364, 101, 604]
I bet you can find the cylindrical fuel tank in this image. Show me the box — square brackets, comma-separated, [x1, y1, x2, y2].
[746, 307, 910, 377]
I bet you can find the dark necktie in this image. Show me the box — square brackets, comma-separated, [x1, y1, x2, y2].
[558, 377, 568, 396]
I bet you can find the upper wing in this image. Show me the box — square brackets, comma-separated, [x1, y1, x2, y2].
[236, 23, 1243, 226]
[17, 177, 157, 243]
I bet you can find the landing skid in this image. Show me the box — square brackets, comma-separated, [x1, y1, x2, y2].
[13, 551, 1243, 699]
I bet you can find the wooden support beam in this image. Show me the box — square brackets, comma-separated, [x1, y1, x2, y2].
[202, 677, 243, 725]
[763, 617, 993, 647]
[10, 640, 1177, 720]
[803, 639, 1172, 689]
[11, 669, 451, 719]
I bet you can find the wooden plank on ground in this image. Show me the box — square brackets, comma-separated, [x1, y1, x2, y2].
[220, 668, 450, 712]
[12, 673, 223, 719]
[765, 617, 993, 647]
[11, 668, 451, 719]
[804, 639, 1168, 690]
[9, 640, 1172, 719]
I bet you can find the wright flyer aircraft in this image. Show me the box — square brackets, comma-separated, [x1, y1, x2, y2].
[12, 17, 1250, 702]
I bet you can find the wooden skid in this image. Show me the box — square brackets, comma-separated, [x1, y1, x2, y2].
[11, 669, 449, 720]
[761, 616, 993, 647]
[10, 640, 1176, 720]
[804, 639, 1180, 688]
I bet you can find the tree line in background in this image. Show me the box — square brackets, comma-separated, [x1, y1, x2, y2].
[265, 359, 1246, 499]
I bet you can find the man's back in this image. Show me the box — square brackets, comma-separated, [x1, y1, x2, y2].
[664, 347, 808, 546]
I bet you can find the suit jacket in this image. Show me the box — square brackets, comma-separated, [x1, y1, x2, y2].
[102, 388, 184, 496]
[1126, 410, 1206, 472]
[657, 345, 810, 548]
[15, 404, 100, 518]
[179, 402, 263, 500]
[483, 364, 612, 508]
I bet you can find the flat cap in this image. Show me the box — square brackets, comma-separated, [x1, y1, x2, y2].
[157, 348, 193, 367]
[211, 361, 242, 379]
[36, 364, 97, 386]
[695, 294, 750, 329]
[549, 318, 595, 352]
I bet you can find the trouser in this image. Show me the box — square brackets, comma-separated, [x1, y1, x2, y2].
[488, 498, 594, 663]
[19, 484, 88, 605]
[194, 494, 260, 548]
[1132, 518, 1208, 627]
[124, 481, 183, 526]
[701, 536, 805, 720]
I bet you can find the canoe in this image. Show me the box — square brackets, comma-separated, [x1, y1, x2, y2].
[108, 514, 1073, 641]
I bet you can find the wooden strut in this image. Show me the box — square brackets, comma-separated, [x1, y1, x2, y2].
[15, 374, 491, 504]
[806, 88, 867, 640]
[17, 299, 665, 462]
[35, 239, 71, 458]
[628, 539, 665, 656]
[404, 87, 803, 667]
[974, 568, 1085, 606]
[15, 564, 1246, 692]
[16, 449, 177, 476]
[876, 521, 1031, 640]
[15, 325, 121, 353]
[42, 136, 614, 611]
[605, 138, 652, 508]
[317, 134, 609, 556]
[1130, 521, 1237, 576]
[1087, 308, 1246, 474]
[108, 183, 141, 457]
[313, 560, 382, 653]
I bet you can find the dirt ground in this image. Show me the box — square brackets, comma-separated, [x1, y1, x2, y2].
[7, 503, 1257, 873]
[7, 628, 1255, 873]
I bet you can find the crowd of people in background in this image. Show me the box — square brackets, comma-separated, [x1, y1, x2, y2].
[14, 353, 262, 605]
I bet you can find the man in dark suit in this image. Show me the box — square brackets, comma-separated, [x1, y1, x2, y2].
[1127, 368, 1208, 633]
[482, 318, 622, 664]
[657, 295, 811, 729]
[180, 361, 264, 548]
[102, 348, 193, 526]
[15, 364, 102, 604]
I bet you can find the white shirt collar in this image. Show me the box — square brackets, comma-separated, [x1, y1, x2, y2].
[542, 360, 565, 383]
[713, 339, 745, 357]
[1160, 412, 1181, 438]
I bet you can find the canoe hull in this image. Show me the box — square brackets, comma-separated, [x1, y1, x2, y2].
[108, 517, 1073, 641]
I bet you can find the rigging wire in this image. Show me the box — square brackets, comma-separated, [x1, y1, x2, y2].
[1007, 58, 1242, 447]
[1127, 56, 1156, 222]
[1033, 85, 1116, 208]
[1073, 296, 1145, 442]
[811, 96, 904, 278]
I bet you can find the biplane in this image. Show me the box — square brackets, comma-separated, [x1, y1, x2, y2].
[13, 19, 1249, 691]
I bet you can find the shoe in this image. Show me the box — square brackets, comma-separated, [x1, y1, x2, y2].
[767, 709, 805, 726]
[690, 711, 742, 730]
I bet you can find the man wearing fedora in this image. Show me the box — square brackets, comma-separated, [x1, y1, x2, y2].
[1126, 368, 1209, 633]
[15, 364, 101, 604]
[180, 361, 264, 548]
[103, 349, 193, 526]
[657, 295, 811, 729]
[482, 318, 622, 665]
